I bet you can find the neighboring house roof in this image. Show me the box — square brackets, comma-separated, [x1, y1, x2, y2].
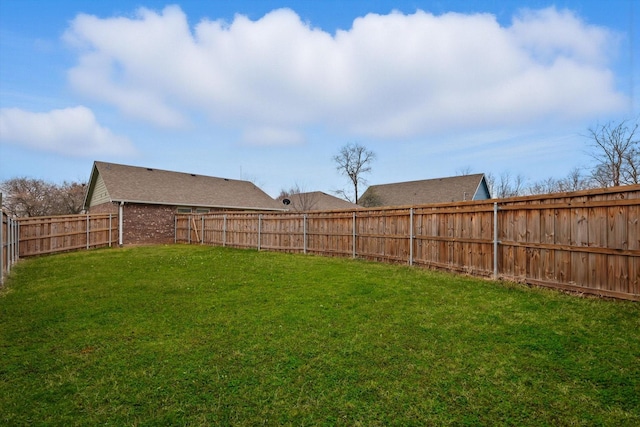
[359, 174, 491, 207]
[277, 191, 359, 211]
[83, 161, 285, 211]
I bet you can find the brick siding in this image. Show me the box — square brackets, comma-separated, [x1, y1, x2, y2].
[88, 202, 118, 215]
[123, 204, 175, 244]
[89, 202, 175, 244]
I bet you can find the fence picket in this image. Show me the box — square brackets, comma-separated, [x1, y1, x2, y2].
[16, 213, 119, 257]
[176, 185, 640, 300]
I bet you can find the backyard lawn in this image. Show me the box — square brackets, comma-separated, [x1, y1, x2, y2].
[1, 245, 638, 426]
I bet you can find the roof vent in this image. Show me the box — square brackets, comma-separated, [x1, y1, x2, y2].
[191, 174, 196, 177]
[224, 178, 229, 181]
[146, 168, 153, 171]
[282, 198, 291, 205]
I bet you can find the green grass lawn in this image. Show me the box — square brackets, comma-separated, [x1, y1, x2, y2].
[1, 245, 639, 426]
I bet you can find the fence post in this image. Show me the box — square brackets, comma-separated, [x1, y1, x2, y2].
[0, 194, 3, 285]
[223, 214, 227, 247]
[86, 213, 90, 250]
[187, 216, 191, 244]
[409, 208, 414, 266]
[14, 219, 19, 266]
[303, 214, 307, 254]
[109, 214, 112, 247]
[352, 212, 356, 259]
[258, 214, 262, 251]
[8, 218, 12, 272]
[1, 210, 4, 285]
[493, 202, 499, 280]
[10, 218, 17, 270]
[118, 202, 124, 246]
[6, 217, 11, 276]
[201, 216, 205, 244]
[8, 217, 12, 275]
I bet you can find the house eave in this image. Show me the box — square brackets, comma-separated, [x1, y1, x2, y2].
[108, 198, 287, 212]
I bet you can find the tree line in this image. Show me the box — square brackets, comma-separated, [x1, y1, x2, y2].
[0, 178, 86, 217]
[484, 119, 638, 198]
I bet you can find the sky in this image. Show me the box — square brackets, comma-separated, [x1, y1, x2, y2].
[1, 0, 638, 199]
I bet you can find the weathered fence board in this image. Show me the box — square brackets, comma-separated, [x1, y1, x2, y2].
[18, 214, 118, 257]
[176, 185, 639, 300]
[2, 211, 119, 283]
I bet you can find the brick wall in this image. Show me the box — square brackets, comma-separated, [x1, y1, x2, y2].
[88, 202, 118, 215]
[89, 202, 175, 244]
[123, 204, 175, 244]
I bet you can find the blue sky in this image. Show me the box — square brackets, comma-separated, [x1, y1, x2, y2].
[1, 0, 638, 199]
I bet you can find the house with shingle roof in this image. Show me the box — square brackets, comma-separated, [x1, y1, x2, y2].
[277, 191, 359, 211]
[359, 174, 491, 207]
[83, 161, 284, 244]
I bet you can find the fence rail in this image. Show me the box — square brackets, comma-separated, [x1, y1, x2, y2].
[17, 213, 119, 258]
[1, 210, 120, 285]
[176, 185, 640, 301]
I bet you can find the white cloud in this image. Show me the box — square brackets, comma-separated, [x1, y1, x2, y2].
[509, 8, 614, 65]
[0, 106, 136, 157]
[63, 5, 627, 143]
[241, 126, 306, 146]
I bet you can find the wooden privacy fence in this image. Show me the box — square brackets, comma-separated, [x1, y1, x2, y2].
[1, 208, 20, 285]
[176, 185, 640, 301]
[17, 213, 119, 258]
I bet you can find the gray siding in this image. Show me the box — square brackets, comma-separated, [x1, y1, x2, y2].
[473, 179, 491, 200]
[90, 174, 110, 206]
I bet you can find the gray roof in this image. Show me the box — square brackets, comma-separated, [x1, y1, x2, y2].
[360, 174, 491, 207]
[84, 161, 284, 211]
[278, 191, 359, 211]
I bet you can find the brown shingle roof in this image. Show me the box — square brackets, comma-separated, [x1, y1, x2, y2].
[360, 174, 491, 207]
[85, 161, 284, 211]
[278, 191, 359, 211]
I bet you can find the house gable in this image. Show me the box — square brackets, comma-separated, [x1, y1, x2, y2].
[473, 176, 491, 200]
[84, 161, 284, 211]
[89, 172, 110, 206]
[360, 174, 491, 207]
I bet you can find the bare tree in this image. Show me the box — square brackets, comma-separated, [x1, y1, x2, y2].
[489, 171, 526, 198]
[277, 184, 318, 211]
[622, 147, 640, 184]
[587, 119, 639, 187]
[277, 188, 292, 201]
[560, 167, 594, 192]
[53, 181, 87, 214]
[527, 177, 561, 195]
[455, 166, 473, 176]
[1, 177, 86, 217]
[527, 168, 593, 195]
[1, 178, 55, 217]
[333, 142, 376, 203]
[485, 172, 496, 198]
